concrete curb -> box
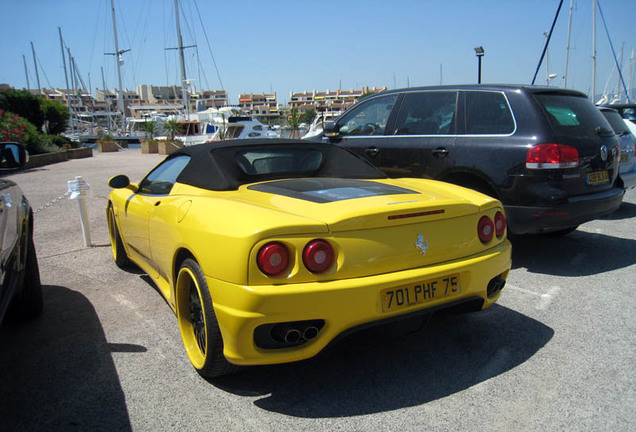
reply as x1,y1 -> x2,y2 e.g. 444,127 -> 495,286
26,147 -> 93,169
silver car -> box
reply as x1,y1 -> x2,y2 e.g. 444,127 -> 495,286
599,107 -> 636,189
0,142 -> 42,324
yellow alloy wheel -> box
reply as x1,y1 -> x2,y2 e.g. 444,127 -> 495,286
107,205 -> 131,268
175,258 -> 236,378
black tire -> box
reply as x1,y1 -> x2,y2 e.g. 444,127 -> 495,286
175,258 -> 237,378
447,176 -> 498,199
107,204 -> 132,268
9,230 -> 43,320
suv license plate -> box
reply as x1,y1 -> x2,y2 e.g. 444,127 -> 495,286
586,170 -> 609,185
380,274 -> 461,313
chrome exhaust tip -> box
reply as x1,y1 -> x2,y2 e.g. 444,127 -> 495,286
303,326 -> 319,340
284,328 -> 302,344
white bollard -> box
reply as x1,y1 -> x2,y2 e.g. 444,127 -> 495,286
67,176 -> 92,247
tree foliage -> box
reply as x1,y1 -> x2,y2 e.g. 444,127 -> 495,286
300,109 -> 317,125
0,89 -> 44,130
165,118 -> 179,140
0,109 -> 46,154
286,108 -> 301,139
142,120 -> 158,139
40,98 -> 69,135
0,89 -> 72,153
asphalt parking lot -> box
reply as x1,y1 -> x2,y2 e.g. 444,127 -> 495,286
1,149 -> 634,432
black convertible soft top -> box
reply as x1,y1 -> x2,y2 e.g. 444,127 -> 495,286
171,139 -> 386,191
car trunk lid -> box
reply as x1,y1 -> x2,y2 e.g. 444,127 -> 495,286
244,178 -> 503,279
246,178 -> 491,231
531,92 -> 621,196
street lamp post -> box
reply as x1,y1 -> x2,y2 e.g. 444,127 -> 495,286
474,46 -> 485,84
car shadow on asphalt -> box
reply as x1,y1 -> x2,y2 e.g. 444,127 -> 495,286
601,201 -> 636,220
0,285 -> 142,431
510,228 -> 636,276
212,305 -> 553,417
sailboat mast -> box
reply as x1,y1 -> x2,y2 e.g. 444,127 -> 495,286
630,49 -> 635,101
30,42 -> 41,94
563,0 -> 573,87
174,0 -> 190,117
58,28 -> 73,132
617,44 -> 624,102
67,47 -> 79,132
101,67 -> 113,132
22,55 -> 30,91
110,0 -> 126,133
592,0 -> 597,101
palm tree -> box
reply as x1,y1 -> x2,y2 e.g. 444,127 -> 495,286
142,120 -> 157,140
216,114 -> 228,141
165,118 -> 179,140
287,108 -> 301,139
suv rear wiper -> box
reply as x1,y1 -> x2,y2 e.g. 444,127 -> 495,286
595,126 -> 614,136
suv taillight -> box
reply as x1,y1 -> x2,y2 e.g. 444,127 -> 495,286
526,143 -> 579,169
257,242 -> 289,276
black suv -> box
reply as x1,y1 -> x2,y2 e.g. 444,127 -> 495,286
0,142 -> 42,325
318,85 -> 624,235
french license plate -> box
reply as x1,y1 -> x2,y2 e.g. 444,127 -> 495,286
381,274 -> 461,313
586,170 -> 609,185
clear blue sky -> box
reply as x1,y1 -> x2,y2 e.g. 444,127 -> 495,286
1,0 -> 634,104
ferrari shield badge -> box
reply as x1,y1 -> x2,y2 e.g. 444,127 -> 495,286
415,234 -> 429,257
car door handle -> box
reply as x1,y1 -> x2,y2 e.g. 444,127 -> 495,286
154,201 -> 161,206
365,147 -> 379,157
432,148 -> 449,158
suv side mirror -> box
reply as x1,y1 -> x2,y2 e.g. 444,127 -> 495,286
323,121 -> 340,138
0,142 -> 28,170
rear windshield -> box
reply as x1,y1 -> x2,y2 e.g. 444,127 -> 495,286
600,110 -> 630,135
534,93 -> 612,138
235,149 -> 323,175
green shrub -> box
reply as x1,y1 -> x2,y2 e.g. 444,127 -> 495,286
0,89 -> 44,130
0,109 -> 28,142
46,134 -> 73,147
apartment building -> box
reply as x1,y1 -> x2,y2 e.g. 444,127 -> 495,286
289,86 -> 387,114
238,92 -> 279,119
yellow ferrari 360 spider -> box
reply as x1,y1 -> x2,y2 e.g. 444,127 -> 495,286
107,139 -> 511,378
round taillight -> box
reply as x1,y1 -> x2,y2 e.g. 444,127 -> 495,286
478,216 -> 494,244
257,242 -> 289,276
494,211 -> 506,238
303,240 -> 334,273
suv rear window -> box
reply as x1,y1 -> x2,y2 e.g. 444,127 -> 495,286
534,93 -> 611,138
464,91 -> 515,134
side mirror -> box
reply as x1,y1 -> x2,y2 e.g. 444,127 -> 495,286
108,174 -> 133,190
323,121 -> 340,139
0,142 -> 27,170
